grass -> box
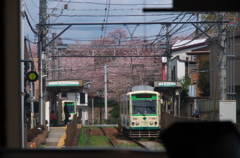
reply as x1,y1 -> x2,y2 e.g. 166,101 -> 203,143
37,144 -> 45,149
114,135 -> 128,140
77,128 -> 88,147
88,134 -> 112,147
138,138 -> 150,141
117,142 -> 138,148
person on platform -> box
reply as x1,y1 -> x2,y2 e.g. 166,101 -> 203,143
50,110 -> 58,126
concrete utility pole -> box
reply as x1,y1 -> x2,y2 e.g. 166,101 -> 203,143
39,0 -> 48,125
58,49 -> 62,79
104,65 -> 108,119
217,12 -> 227,100
52,33 -> 57,80
166,24 -> 172,81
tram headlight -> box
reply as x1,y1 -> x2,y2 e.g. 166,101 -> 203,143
132,122 -> 135,125
136,121 -> 139,125
150,121 -> 153,125
154,121 -> 157,125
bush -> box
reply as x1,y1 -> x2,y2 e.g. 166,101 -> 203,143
27,131 -> 35,142
109,105 -> 120,118
34,125 -> 45,131
27,128 -> 42,142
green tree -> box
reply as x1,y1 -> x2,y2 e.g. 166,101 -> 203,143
109,104 -> 120,118
198,60 -> 210,96
200,12 -> 238,34
177,75 -> 190,105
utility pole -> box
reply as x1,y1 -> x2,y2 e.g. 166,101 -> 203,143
104,65 -> 108,119
39,0 -> 48,125
166,24 -> 172,81
58,49 -> 62,79
165,24 -> 173,115
27,38 -> 35,129
52,33 -> 57,80
217,12 -> 227,100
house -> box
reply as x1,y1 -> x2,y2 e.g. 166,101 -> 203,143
171,39 -> 207,81
169,38 -> 210,117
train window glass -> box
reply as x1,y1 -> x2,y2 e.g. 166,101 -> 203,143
132,100 -> 157,115
65,102 -> 75,113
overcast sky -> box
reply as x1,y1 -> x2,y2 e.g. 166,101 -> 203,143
23,0 -> 200,44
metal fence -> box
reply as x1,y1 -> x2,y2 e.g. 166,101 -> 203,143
198,99 -> 219,112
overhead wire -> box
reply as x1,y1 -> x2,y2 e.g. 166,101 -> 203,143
53,0 -> 72,23
24,11 -> 39,35
103,0 -> 111,41
170,12 -> 218,48
31,0 -> 38,8
48,0 -> 170,6
25,2 -> 38,24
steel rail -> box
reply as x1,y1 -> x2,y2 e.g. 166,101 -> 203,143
131,139 -> 148,149
100,127 -> 117,148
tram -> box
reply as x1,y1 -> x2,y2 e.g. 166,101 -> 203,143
120,85 -> 161,138
61,100 -> 77,122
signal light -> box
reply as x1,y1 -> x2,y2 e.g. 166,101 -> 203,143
26,71 -> 38,82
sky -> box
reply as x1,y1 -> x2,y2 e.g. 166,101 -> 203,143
23,0 -> 200,45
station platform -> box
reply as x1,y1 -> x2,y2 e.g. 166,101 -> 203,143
44,125 -> 66,149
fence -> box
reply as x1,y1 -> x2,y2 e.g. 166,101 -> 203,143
65,114 -> 77,146
198,99 -> 219,112
161,112 -> 213,129
197,99 -> 219,120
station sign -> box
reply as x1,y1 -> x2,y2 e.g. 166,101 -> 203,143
47,80 -> 82,87
158,82 -> 176,87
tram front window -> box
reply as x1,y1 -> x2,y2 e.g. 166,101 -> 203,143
132,100 -> 156,115
65,102 -> 75,113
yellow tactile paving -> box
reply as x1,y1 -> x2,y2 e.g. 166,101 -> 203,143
56,127 -> 66,149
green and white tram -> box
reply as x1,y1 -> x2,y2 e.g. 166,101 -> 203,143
120,85 -> 161,138
61,100 -> 77,122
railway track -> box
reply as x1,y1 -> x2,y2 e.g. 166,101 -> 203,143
114,127 -> 148,149
100,127 -> 117,148
131,139 -> 148,149
84,126 -> 163,150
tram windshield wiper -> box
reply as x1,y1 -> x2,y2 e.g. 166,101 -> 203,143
137,109 -> 145,116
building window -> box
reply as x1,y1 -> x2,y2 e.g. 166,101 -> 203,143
62,92 -> 67,97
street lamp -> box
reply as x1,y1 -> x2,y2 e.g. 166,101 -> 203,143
97,90 -> 102,124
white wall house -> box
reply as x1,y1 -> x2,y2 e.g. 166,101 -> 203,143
169,39 -> 208,81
